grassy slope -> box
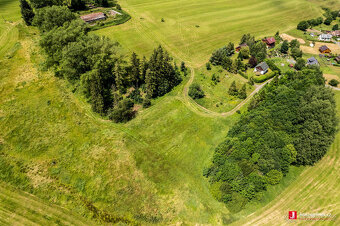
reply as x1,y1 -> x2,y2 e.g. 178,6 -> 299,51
96,0 -> 322,67
0,0 -> 340,225
0,1 -> 235,224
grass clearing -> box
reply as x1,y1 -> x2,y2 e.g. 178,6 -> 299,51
193,66 -> 254,113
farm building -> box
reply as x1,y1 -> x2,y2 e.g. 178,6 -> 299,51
236,43 -> 247,52
319,45 -> 331,54
262,37 -> 276,48
254,62 -> 269,74
306,57 -> 319,66
318,34 -> 332,42
332,30 -> 340,37
80,12 -> 106,23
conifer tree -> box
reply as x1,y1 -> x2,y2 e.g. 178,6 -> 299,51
228,81 -> 238,96
129,52 -> 141,88
238,84 -> 247,99
20,0 -> 35,26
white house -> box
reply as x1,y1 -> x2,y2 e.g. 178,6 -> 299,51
318,34 -> 332,42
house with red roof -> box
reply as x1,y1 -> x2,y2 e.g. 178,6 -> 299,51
262,37 -> 276,48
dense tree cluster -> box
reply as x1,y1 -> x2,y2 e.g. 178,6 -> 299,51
297,9 -> 339,31
34,6 -> 182,122
204,68 -> 337,212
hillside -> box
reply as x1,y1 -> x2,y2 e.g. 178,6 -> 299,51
0,0 -> 340,225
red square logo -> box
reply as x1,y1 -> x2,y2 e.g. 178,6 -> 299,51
289,211 -> 297,219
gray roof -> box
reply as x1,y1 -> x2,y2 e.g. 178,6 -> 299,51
319,34 -> 332,39
255,62 -> 269,71
307,57 -> 319,65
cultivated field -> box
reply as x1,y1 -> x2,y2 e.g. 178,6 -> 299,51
96,0 -> 323,67
1,0 -> 340,225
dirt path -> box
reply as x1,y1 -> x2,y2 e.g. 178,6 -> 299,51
180,68 -> 273,117
280,33 -> 305,44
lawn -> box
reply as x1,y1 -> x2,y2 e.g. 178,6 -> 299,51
95,0 -> 324,67
193,66 -> 254,113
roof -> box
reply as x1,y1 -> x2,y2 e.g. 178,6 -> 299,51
336,56 -> 340,62
307,57 -> 318,65
255,62 -> 269,71
80,12 -> 106,22
332,30 -> 340,36
319,45 -> 330,52
236,43 -> 248,49
263,37 -> 276,45
319,33 -> 332,39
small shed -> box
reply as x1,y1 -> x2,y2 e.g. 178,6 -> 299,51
306,57 -> 319,66
319,45 -> 331,54
254,62 -> 269,75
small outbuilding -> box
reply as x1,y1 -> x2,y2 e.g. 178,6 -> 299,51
254,62 -> 269,75
306,57 -> 319,66
80,12 -> 106,23
319,45 -> 331,54
262,37 -> 276,48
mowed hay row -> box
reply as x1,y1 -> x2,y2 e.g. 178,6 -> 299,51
96,0 -> 321,66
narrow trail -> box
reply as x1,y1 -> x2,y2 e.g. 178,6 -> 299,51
179,68 -> 273,118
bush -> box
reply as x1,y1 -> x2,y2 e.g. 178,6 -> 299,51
264,59 -> 281,74
329,79 -> 339,87
266,170 -> 283,185
253,71 -> 277,83
297,21 -> 309,31
239,71 -> 248,79
189,83 -> 205,99
142,98 -> 152,108
206,62 -> 211,70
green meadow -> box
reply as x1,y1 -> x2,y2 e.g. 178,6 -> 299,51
96,0 -> 326,67
1,0 -> 340,225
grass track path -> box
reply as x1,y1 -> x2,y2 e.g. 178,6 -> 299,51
180,68 -> 273,117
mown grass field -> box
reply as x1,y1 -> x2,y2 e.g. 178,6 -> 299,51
96,0 -> 326,67
1,0 -> 340,225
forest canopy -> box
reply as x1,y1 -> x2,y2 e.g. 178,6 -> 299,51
204,68 -> 337,212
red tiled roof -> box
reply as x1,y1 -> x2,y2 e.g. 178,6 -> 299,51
263,37 -> 276,45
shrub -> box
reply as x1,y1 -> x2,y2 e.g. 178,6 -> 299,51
189,83 -> 205,99
329,79 -> 339,87
142,98 -> 152,108
297,21 -> 309,31
253,71 -> 277,83
266,170 -> 283,185
206,62 -> 211,70
294,58 -> 305,70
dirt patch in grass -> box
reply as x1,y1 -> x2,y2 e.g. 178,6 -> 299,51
280,33 -> 305,44
324,74 -> 339,86
301,42 -> 340,55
